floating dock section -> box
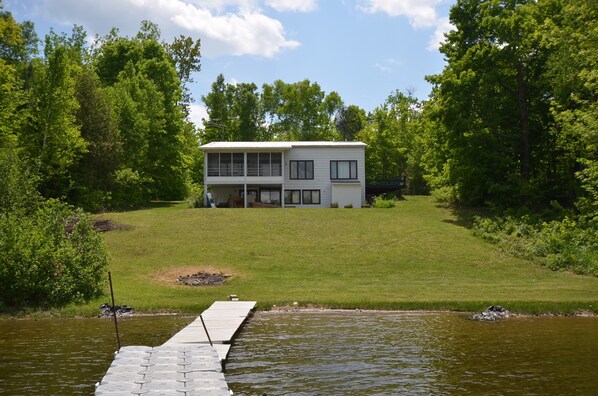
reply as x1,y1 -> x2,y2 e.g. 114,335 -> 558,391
95,301 -> 256,396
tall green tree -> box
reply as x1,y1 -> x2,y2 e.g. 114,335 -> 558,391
94,22 -> 193,200
334,105 -> 365,141
261,79 -> 343,140
358,90 -> 425,192
427,0 -> 561,207
21,38 -> 86,199
545,0 -> 598,222
71,68 -> 120,210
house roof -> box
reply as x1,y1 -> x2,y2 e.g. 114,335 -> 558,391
199,141 -> 367,151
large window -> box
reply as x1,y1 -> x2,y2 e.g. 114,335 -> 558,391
330,160 -> 357,180
284,190 -> 301,205
290,160 -> 314,180
302,190 -> 321,204
260,188 -> 281,205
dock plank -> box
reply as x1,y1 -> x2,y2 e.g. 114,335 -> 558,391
96,301 -> 255,395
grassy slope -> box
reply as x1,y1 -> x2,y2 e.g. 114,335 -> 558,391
75,196 -> 598,315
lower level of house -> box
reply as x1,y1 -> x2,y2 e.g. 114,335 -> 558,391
206,182 -> 363,208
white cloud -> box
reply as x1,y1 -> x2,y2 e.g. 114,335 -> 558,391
361,0 -> 442,28
374,58 -> 401,73
265,0 -> 317,12
189,103 -> 209,126
427,16 -> 453,51
42,0 -> 300,58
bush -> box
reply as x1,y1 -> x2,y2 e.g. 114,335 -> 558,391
111,168 -> 149,209
431,185 -> 459,206
0,200 -> 109,308
186,183 -> 205,208
472,215 -> 597,276
372,196 -> 396,208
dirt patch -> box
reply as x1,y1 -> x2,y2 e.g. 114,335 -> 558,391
177,272 -> 231,286
152,266 -> 234,287
92,219 -> 131,232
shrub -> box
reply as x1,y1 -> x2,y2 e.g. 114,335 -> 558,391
330,202 -> 339,208
431,185 -> 459,206
111,168 -> 149,209
186,183 -> 204,208
472,215 -> 597,276
372,196 -> 396,208
0,200 -> 109,308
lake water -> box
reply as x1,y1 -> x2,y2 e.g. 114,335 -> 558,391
0,311 -> 597,395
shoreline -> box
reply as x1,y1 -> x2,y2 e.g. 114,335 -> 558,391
2,303 -> 597,320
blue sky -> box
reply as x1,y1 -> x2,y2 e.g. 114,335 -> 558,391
5,0 -> 455,126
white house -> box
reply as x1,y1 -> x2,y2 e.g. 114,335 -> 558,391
199,141 -> 367,208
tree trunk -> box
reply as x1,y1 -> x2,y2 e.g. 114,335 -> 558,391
516,60 -> 530,183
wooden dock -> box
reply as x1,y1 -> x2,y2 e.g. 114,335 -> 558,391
95,301 -> 256,395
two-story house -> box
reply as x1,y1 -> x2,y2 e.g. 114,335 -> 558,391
199,141 -> 367,208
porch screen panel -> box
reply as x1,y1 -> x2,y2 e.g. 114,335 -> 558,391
233,153 -> 244,176
247,153 -> 258,176
271,153 -> 282,176
219,153 -> 232,176
259,153 -> 270,176
207,153 -> 219,176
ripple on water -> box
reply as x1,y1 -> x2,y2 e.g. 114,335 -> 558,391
225,311 -> 598,396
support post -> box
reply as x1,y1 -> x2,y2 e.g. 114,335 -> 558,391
199,314 -> 213,346
108,271 -> 121,350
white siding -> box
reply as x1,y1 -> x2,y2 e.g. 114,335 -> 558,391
284,146 -> 365,208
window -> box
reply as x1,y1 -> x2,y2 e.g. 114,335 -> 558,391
302,190 -> 321,205
260,188 -> 281,205
330,160 -> 357,180
290,160 -> 314,180
284,190 -> 301,205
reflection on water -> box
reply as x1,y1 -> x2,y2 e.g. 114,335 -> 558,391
0,312 -> 596,395
225,311 -> 598,395
0,316 -> 193,395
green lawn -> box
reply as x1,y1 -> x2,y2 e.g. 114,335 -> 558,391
72,196 -> 598,315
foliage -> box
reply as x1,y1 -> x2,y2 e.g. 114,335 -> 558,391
334,105 -> 365,141
358,90 -> 428,194
185,183 -> 204,208
0,144 -> 40,214
372,195 -> 397,208
201,74 -> 344,143
473,215 -> 597,276
0,199 -> 108,308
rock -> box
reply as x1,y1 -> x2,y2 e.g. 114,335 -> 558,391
99,303 -> 135,318
470,305 -> 510,321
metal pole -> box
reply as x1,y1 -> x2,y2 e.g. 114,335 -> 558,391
108,271 -> 121,350
199,314 -> 213,346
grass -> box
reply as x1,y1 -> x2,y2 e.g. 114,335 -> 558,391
69,196 -> 598,316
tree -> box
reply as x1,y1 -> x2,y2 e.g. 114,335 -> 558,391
358,90 -> 426,193
94,22 -> 194,200
21,39 -> 86,199
545,0 -> 598,223
71,68 -> 121,210
164,34 -> 201,111
262,79 -> 343,140
335,105 -> 365,141
427,0 -> 561,207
